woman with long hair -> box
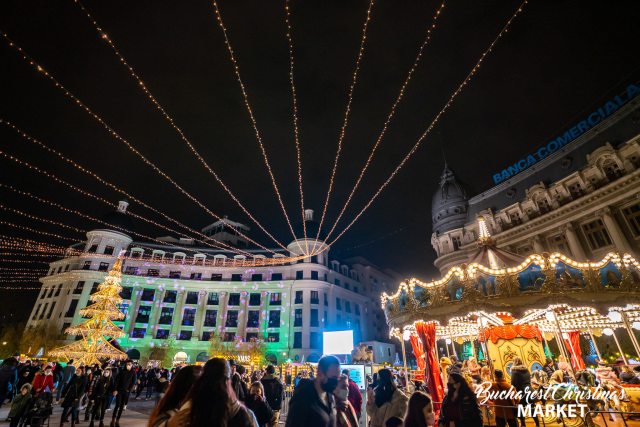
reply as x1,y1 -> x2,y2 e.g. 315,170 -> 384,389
438,373 -> 482,427
404,391 -> 434,427
510,357 -> 539,427
366,368 -> 408,427
148,366 -> 201,427
243,382 -> 273,427
88,368 -> 113,427
468,358 -> 481,383
166,358 -> 258,427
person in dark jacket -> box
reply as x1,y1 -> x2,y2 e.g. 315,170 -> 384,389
620,365 -> 640,384
57,360 -> 76,403
110,360 -> 136,426
438,372 -> 483,427
260,365 -> 284,426
146,369 -> 159,400
89,369 -> 114,427
155,371 -> 169,406
510,357 -> 539,427
8,383 -> 32,427
542,358 -> 556,380
134,369 -> 147,399
284,355 -> 340,427
245,382 -> 274,427
60,367 -> 88,427
229,361 -> 247,403
0,357 -> 19,408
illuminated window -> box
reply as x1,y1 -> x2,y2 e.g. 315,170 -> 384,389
268,310 -> 280,327
228,293 -> 240,306
295,291 -> 303,304
623,204 -> 640,236
583,219 -> 612,249
310,291 -> 319,304
247,310 -> 260,328
226,311 -> 239,327
294,309 -> 303,327
204,310 -> 217,327
159,308 -> 173,325
132,328 -> 146,339
182,307 -> 196,326
207,292 -> 219,305
270,293 -> 281,305
164,291 -> 177,303
136,305 -> 151,323
103,246 -> 114,255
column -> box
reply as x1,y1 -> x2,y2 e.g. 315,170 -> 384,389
532,235 -> 545,254
237,292 -> 248,341
127,288 -> 143,335
170,291 -> 185,337
598,207 -> 634,254
149,289 -> 166,339
563,223 -> 587,261
218,291 -> 230,339
194,291 -> 207,341
302,288 -> 311,349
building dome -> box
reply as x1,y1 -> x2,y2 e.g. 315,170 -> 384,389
431,165 -> 469,235
101,200 -> 133,234
292,210 -> 326,241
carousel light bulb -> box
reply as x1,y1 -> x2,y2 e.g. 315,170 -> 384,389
403,330 -> 411,341
603,328 -> 614,336
446,338 -> 451,344
545,311 -> 555,322
562,332 -> 568,339
632,322 -> 640,330
608,311 -> 622,322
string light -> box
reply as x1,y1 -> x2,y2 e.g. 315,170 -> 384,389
0,34 -> 275,254
0,259 -> 51,264
0,221 -> 83,242
313,0 -> 375,256
72,1 -> 287,252
0,253 -> 57,258
327,0 -> 529,248
0,205 -> 86,233
319,1 -> 446,252
212,2 -> 302,249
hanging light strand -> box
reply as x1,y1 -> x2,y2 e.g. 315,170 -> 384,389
326,0 -> 529,248
313,0 -> 375,255
0,33 -> 272,253
0,259 -> 52,264
318,1 -> 446,253
72,1 -> 286,251
0,205 -> 86,233
0,221 -> 83,242
212,2 -> 301,248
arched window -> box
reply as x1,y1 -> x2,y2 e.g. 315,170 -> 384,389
196,352 -> 209,363
127,349 -> 141,360
174,351 -> 188,363
265,354 -> 278,365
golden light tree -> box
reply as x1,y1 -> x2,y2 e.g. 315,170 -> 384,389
49,258 -> 128,365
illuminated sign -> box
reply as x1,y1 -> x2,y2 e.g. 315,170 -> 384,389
341,364 -> 366,390
323,330 -> 354,355
493,84 -> 640,184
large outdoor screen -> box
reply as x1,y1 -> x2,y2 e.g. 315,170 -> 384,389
322,330 -> 354,355
340,364 -> 366,390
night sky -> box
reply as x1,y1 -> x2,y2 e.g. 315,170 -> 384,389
1,0 -> 639,323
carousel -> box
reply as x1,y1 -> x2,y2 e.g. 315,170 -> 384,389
382,218 -> 640,426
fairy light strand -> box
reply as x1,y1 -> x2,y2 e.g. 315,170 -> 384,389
319,1 -> 446,252
0,33 -> 274,254
313,0 -> 375,256
0,205 -> 86,233
0,222 -> 83,242
72,1 -> 287,251
327,0 -> 529,248
212,2 -> 302,251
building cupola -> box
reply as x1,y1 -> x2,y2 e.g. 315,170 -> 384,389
431,165 -> 469,235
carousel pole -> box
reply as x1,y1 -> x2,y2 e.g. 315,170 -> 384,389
586,325 -> 602,361
610,327 -> 629,365
620,312 -> 640,360
477,317 -> 495,382
468,331 -> 477,360
551,310 -> 576,378
563,331 -> 581,370
401,331 -> 410,386
541,329 -> 551,359
444,338 -> 451,358
449,331 -> 458,360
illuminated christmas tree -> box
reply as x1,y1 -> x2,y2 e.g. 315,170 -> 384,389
49,258 -> 128,365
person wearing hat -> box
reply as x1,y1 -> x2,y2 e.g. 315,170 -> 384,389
486,370 -> 518,427
595,360 -> 624,422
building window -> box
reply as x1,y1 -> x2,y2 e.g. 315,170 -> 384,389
310,255 -> 318,263
246,332 -> 258,341
47,286 -> 55,298
156,330 -> 169,339
169,270 -> 181,279
324,273 -> 328,282
87,244 -> 98,253
548,234 -> 572,256
296,271 -> 303,280
120,286 -> 132,300
124,266 -> 139,275
270,293 -> 281,305
201,331 -> 212,342
190,272 -> 202,280
452,235 -> 462,250
345,317 -> 351,329
310,309 -> 319,327
226,311 -> 239,327
355,304 -> 360,316
159,308 -> 174,325
65,264 -> 70,272
147,269 -> 159,277
89,282 -> 100,295
131,250 -> 142,259
310,332 -> 320,349
54,285 -> 62,297
311,271 -> 318,280
354,286 -> 358,294
268,333 -> 279,343
355,319 -> 360,331
207,292 -> 219,305
204,310 -> 217,327
228,293 -> 240,306
295,291 -> 303,304
98,262 -> 109,272
136,305 -> 152,323
336,298 -> 342,311
103,246 -> 115,255
324,293 -> 328,306
335,279 -> 341,287
57,266 -> 63,274
247,310 -> 260,328
268,310 -> 281,327
61,322 -> 71,335
45,302 -> 56,319
64,300 -> 78,318
164,291 -> 177,303
231,274 -> 243,281
272,273 -> 283,281
141,289 -> 155,301
249,293 -> 261,306
178,330 -> 193,341
39,303 -> 48,319
294,309 -> 303,327
185,291 -> 199,304
324,310 -> 328,325
517,244 -> 534,256
345,301 -> 351,313
344,283 -> 350,291
294,332 -> 302,348
83,261 -> 92,270
131,328 -> 146,339
623,204 -> 640,236
182,307 -> 196,326
583,219 -> 612,249
310,291 -> 319,304
211,273 -> 223,281
251,273 -> 263,281
223,332 -> 236,342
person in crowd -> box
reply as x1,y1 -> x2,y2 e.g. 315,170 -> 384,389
556,356 -> 574,382
403,391 -> 434,427
366,368 -> 408,427
510,357 -> 539,427
33,365 -> 55,397
294,372 -> 303,388
110,360 -> 137,427
438,372 -> 482,427
620,365 -> 640,384
84,365 -> 103,421
542,358 -> 556,380
480,366 -> 492,383
155,371 -> 170,406
486,370 -> 518,427
260,365 -> 284,427
228,360 -> 245,402
385,417 -> 403,427
530,366 -> 548,387
236,366 -> 249,401
8,384 -> 32,427
146,369 -> 158,400
0,356 -> 19,408
244,382 -> 274,427
165,358 -> 258,427
341,369 -> 362,420
18,361 -> 36,386
89,368 -> 114,427
595,360 -> 619,384
53,363 -> 64,395
334,375 -> 358,427
468,357 -> 481,383
135,369 -> 148,399
57,360 -> 76,404
59,366 -> 88,427
594,361 -> 624,421
284,355 -> 341,427
148,366 -> 201,427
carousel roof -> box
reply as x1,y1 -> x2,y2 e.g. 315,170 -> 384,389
468,244 -> 526,269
